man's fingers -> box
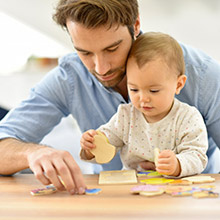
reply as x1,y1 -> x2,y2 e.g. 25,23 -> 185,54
32,164 -> 51,186
51,157 -> 75,192
41,160 -> 65,191
64,155 -> 86,195
28,147 -> 86,195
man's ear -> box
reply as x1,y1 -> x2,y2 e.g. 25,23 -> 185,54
176,75 -> 187,95
134,15 -> 140,39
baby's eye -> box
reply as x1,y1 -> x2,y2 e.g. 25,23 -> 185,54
150,90 -> 159,93
130,88 -> 138,92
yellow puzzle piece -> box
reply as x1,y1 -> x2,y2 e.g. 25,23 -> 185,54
141,178 -> 174,185
90,131 -> 116,164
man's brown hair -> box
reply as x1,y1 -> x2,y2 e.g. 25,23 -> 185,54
53,0 -> 139,37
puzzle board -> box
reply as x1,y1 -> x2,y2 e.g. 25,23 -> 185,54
99,170 -> 137,185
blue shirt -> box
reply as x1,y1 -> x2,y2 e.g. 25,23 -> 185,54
0,42 -> 220,173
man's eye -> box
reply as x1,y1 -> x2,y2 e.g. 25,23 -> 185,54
81,52 -> 91,56
107,47 -> 118,52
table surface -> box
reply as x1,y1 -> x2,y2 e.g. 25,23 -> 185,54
0,173 -> 220,220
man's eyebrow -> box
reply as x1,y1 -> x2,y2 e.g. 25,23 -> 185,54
104,40 -> 123,50
74,40 -> 123,53
74,46 -> 89,53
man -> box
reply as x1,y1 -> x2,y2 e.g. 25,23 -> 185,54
0,0 -> 220,195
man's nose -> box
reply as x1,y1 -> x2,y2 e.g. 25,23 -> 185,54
94,55 -> 111,75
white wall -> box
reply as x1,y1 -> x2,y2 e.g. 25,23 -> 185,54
1,0 -> 220,61
139,0 -> 220,61
0,0 -> 72,50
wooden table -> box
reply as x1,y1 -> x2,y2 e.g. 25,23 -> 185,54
0,174 -> 220,220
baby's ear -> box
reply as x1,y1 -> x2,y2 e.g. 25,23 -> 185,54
176,75 -> 187,95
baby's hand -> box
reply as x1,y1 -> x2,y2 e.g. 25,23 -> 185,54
156,150 -> 181,177
80,129 -> 97,159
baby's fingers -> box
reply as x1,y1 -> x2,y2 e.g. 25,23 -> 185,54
80,137 -> 95,150
83,130 -> 97,141
158,149 -> 173,158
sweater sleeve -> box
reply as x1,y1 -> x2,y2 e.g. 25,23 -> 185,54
175,107 -> 208,177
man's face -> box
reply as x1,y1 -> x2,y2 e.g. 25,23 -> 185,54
66,21 -> 133,88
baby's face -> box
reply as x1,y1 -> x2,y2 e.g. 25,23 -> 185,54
127,57 -> 181,123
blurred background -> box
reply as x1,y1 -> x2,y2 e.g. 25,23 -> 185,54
0,0 -> 220,173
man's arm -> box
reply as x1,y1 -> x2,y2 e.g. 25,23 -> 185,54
0,138 -> 34,175
0,138 -> 86,195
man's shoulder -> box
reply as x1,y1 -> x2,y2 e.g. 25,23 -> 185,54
58,52 -> 82,65
56,53 -> 90,80
178,42 -> 220,101
179,42 -> 210,66
180,42 -> 220,70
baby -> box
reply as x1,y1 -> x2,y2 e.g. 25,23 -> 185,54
80,32 -> 208,177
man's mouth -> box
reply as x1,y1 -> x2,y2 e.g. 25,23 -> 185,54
98,73 -> 115,81
91,67 -> 124,82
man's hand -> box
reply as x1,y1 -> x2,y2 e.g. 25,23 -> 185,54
0,138 -> 86,195
27,146 -> 86,195
156,150 -> 181,176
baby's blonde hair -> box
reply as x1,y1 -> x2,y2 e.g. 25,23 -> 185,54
128,32 -> 185,76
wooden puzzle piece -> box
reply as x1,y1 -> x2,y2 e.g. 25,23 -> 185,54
182,175 -> 215,184
165,185 -> 193,194
140,178 -> 174,185
167,184 -> 217,198
137,170 -> 162,177
96,130 -> 110,143
30,185 -> 57,196
192,185 -> 215,191
193,191 -> 219,199
154,147 -> 160,166
139,188 -> 164,197
85,188 -> 102,195
171,190 -> 193,197
90,131 -> 116,164
147,171 -> 162,177
168,179 -> 192,185
137,171 -> 152,176
130,185 -> 165,194
99,170 -> 137,185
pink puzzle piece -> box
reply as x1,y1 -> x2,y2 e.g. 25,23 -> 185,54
131,184 -> 165,193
